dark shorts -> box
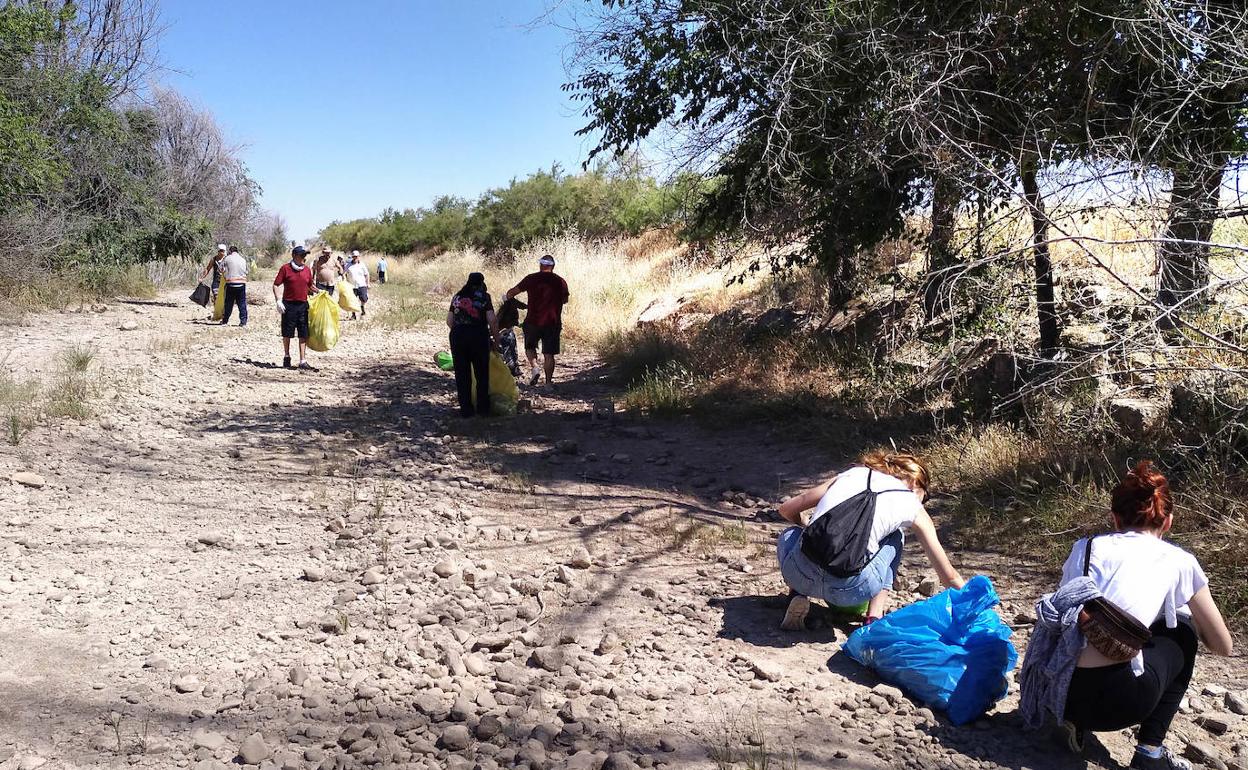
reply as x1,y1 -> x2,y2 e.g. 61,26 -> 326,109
315,282 -> 334,294
281,300 -> 309,339
522,323 -> 561,355
354,287 -> 369,304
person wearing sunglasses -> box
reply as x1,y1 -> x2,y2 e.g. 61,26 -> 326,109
775,450 -> 964,630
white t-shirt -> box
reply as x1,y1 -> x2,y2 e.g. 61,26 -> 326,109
222,253 -> 248,282
347,263 -> 369,288
1060,531 -> 1207,674
808,466 -> 924,555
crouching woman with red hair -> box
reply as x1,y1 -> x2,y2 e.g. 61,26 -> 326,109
1022,461 -> 1233,770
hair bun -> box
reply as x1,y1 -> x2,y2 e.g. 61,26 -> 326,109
1112,460 -> 1172,529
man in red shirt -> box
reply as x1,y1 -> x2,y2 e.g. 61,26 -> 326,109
272,246 -> 316,369
506,254 -> 570,387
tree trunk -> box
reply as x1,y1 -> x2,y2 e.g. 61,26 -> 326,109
1019,158 -> 1060,357
923,173 -> 961,320
1157,156 -> 1224,320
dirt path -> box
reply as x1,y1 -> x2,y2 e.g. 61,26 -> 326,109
0,284 -> 1244,770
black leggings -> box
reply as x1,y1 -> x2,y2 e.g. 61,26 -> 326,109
1064,621 -> 1197,745
449,326 -> 490,417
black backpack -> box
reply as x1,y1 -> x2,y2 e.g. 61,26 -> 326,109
799,470 -> 908,578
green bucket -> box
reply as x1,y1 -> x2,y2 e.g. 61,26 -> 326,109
434,351 -> 454,371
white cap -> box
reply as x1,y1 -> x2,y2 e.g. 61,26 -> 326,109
217,244 -> 227,251
351,250 -> 360,257
538,255 -> 556,267
321,246 -> 332,253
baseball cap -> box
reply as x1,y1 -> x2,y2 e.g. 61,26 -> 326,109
351,250 -> 360,257
321,246 -> 332,253
538,255 -> 556,267
217,244 -> 227,252
292,246 -> 308,257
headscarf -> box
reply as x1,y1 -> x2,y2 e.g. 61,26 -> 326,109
457,272 -> 486,298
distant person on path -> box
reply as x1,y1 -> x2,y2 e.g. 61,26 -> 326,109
273,246 -> 316,369
506,254 -> 569,387
313,252 -> 337,295
347,251 -> 370,319
447,272 -> 500,417
199,244 -> 227,319
1020,462 -> 1232,770
376,256 -> 387,284
775,451 -> 964,631
219,246 -> 249,326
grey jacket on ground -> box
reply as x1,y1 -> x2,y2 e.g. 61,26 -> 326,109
1019,576 -> 1100,729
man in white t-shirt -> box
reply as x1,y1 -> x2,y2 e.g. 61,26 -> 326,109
346,251 -> 370,320
220,246 -> 249,326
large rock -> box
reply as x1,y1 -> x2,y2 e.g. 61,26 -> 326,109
1110,397 -> 1167,436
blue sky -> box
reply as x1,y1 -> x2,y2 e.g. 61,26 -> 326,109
160,1 -> 592,241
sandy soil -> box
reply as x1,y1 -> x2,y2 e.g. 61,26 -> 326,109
0,283 -> 1244,770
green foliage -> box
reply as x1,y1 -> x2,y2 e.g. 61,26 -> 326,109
0,3 -> 260,300
320,161 -> 706,256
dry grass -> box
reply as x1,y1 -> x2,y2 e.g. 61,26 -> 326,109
374,231 -> 751,348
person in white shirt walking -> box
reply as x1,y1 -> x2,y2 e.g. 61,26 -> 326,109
220,245 -> 249,326
346,251 -> 370,319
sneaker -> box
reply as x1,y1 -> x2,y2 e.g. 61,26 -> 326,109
1129,747 -> 1191,770
282,356 -> 292,369
1056,720 -> 1085,754
780,594 -> 810,631
528,367 -> 541,387
298,361 -> 313,370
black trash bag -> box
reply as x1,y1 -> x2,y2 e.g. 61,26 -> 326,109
190,282 -> 211,307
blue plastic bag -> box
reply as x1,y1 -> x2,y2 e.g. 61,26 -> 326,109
843,575 -> 1017,725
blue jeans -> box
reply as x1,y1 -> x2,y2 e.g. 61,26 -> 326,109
777,526 -> 903,607
222,283 -> 248,325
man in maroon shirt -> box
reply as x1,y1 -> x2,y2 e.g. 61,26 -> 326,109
506,254 -> 570,387
272,246 -> 316,369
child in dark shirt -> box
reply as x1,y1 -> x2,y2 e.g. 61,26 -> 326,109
496,297 -> 526,376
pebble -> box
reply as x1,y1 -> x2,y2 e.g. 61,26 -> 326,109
1228,692 -> 1248,716
433,560 -> 456,578
171,674 -> 202,694
238,732 -> 271,764
192,729 -> 228,751
440,724 -> 472,751
568,546 -> 593,569
10,472 -> 45,489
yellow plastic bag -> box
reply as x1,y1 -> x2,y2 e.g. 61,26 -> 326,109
337,281 -> 361,313
211,273 -> 226,321
471,352 -> 520,415
307,291 -> 340,352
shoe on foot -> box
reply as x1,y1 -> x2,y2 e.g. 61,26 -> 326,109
780,594 -> 810,631
298,361 -> 312,370
528,367 -> 541,387
282,356 -> 292,369
1129,747 -> 1191,770
1056,720 -> 1085,754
